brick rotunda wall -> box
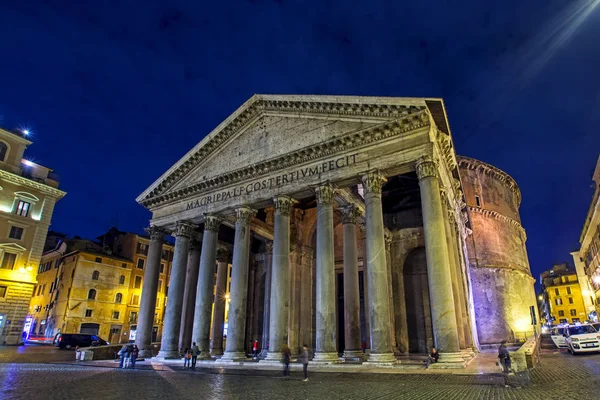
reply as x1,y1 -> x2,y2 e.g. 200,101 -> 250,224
458,156 -> 538,345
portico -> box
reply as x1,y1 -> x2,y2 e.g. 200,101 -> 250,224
136,95 -> 478,367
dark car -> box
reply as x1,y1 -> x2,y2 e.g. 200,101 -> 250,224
53,333 -> 108,349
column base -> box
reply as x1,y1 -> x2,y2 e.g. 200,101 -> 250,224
210,349 -> 224,357
258,348 -> 269,359
138,349 -> 153,359
198,351 -> 213,360
260,351 -> 283,363
217,351 -> 249,363
342,349 -> 365,361
155,350 -> 182,360
460,349 -> 477,361
311,352 -> 342,364
428,352 -> 467,369
363,352 -> 397,365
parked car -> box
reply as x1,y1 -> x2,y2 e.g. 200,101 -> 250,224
550,326 -> 568,348
53,333 -> 108,350
563,325 -> 600,355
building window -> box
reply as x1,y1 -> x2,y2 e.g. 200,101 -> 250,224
95,257 -> 102,263
131,294 -> 140,306
0,142 -> 7,162
558,310 -> 565,317
568,297 -> 574,304
475,195 -> 481,207
8,226 -> 24,240
570,309 -> 577,316
88,289 -> 96,300
567,287 -> 572,295
1,252 -> 17,270
134,276 -> 142,289
572,318 -> 580,323
119,275 -> 125,285
137,259 -> 145,269
85,309 -> 93,317
555,288 -> 559,296
156,298 -> 161,308
160,263 -> 165,274
14,200 -> 30,217
129,311 -> 138,323
0,285 -> 7,298
115,293 -> 123,303
555,298 -> 563,306
559,318 -> 568,324
158,279 -> 163,293
121,263 -> 127,268
113,311 -> 120,320
92,270 -> 99,280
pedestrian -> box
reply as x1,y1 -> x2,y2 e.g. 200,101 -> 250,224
498,340 -> 511,374
123,344 -> 133,369
183,348 -> 192,369
282,344 -> 291,378
191,342 -> 199,370
253,340 -> 259,359
118,344 -> 128,368
425,347 -> 439,368
300,344 -> 310,382
130,345 -> 139,369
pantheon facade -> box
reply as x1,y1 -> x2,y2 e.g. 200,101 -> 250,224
135,95 -> 537,366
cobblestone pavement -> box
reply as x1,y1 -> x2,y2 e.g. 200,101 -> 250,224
0,344 -> 75,363
0,346 -> 599,399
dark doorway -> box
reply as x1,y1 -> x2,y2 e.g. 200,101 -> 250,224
403,247 -> 433,354
80,323 -> 100,335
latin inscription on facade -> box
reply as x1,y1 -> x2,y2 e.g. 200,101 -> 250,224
185,154 -> 358,211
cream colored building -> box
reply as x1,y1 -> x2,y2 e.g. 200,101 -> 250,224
0,127 -> 65,345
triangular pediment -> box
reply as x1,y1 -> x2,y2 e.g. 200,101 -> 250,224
0,242 -> 28,252
137,95 -> 435,208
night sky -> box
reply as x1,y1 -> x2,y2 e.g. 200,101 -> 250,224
0,1 -> 599,284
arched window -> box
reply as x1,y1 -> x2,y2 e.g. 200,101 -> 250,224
92,270 -> 99,280
115,293 -> 123,303
88,289 -> 96,300
119,275 -> 125,285
0,142 -> 8,162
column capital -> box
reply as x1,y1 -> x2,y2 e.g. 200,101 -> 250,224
341,204 -> 362,225
144,225 -> 167,241
415,156 -> 438,180
265,240 -> 273,255
189,239 -> 202,252
235,206 -> 257,226
273,195 -> 296,216
216,248 -> 230,263
360,171 -> 387,194
175,221 -> 195,238
204,214 -> 222,232
314,182 -> 336,204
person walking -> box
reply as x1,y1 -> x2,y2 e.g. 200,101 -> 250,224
253,340 -> 259,360
282,344 -> 291,378
183,349 -> 192,369
123,344 -> 133,369
118,344 -> 128,368
191,342 -> 199,370
498,340 -> 511,374
130,345 -> 139,369
300,344 -> 310,382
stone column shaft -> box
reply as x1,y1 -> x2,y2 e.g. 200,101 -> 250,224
192,215 -> 220,359
360,226 -> 371,353
136,226 -> 166,358
179,240 -> 201,351
259,243 -> 273,358
313,183 -> 339,362
157,221 -> 194,359
342,205 -> 362,359
264,196 -> 294,361
362,172 -> 395,363
220,206 -> 256,362
416,156 -> 461,356
384,232 -> 399,355
210,251 -> 229,356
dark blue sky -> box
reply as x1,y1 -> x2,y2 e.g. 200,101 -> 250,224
0,1 -> 599,282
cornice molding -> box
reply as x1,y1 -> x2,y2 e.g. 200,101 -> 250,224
457,156 -> 521,206
0,169 -> 66,199
139,99 -> 430,208
468,206 -> 527,241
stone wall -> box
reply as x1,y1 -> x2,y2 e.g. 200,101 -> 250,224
458,156 -> 538,345
0,281 -> 35,345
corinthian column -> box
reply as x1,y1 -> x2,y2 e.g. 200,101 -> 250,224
157,221 -> 194,359
342,205 -> 363,360
136,226 -> 166,358
361,171 -> 395,363
264,196 -> 295,362
259,242 -> 273,359
220,206 -> 256,362
179,238 -> 201,351
384,230 -> 399,355
416,156 -> 461,360
313,182 -> 339,362
193,215 -> 221,359
210,248 -> 230,356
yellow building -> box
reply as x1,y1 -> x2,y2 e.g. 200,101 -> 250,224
541,263 -> 588,325
0,127 -> 65,345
